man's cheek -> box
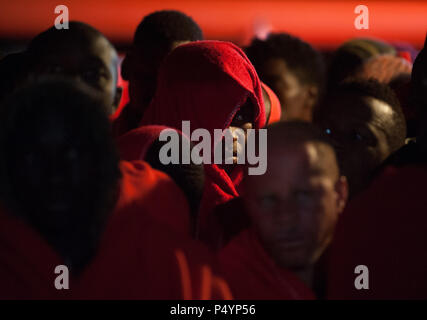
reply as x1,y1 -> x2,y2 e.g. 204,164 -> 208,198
255,214 -> 276,237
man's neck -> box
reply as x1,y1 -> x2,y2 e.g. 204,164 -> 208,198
293,267 -> 314,287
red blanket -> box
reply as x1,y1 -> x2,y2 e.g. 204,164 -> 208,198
140,40 -> 266,247
327,165 -> 427,299
0,161 -> 223,299
219,229 -> 315,300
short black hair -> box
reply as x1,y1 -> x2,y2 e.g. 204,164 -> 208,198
133,10 -> 203,47
245,33 -> 325,91
322,79 -> 407,152
28,21 -> 115,54
26,21 -> 118,82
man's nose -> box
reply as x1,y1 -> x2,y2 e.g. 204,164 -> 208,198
277,205 -> 300,224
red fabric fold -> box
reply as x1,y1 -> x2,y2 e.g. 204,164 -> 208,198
116,125 -> 176,161
262,82 -> 282,124
0,161 -> 192,299
327,165 -> 427,299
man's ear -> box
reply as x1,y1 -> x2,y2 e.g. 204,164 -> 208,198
262,85 -> 272,125
112,86 -> 123,112
335,175 -> 349,214
306,85 -> 319,108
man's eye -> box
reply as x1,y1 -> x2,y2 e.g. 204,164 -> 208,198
295,190 -> 314,204
84,70 -> 99,79
83,70 -> 106,84
352,132 -> 364,142
45,65 -> 63,74
235,114 -> 244,122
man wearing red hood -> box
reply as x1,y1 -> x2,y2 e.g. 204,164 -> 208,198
140,40 -> 266,248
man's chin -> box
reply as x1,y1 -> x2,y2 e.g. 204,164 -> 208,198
275,251 -> 310,272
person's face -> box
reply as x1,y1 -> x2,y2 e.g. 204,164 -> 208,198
31,36 -> 120,115
316,95 -> 394,195
227,98 -> 255,163
9,112 -> 100,231
243,142 -> 347,270
259,58 -> 316,122
124,40 -> 190,114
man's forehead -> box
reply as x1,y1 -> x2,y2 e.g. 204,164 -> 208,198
365,96 -> 394,121
244,142 -> 337,193
43,36 -> 117,66
269,142 -> 336,173
323,94 -> 391,125
263,57 -> 287,70
341,96 -> 395,135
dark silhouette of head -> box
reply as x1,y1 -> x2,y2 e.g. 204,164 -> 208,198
411,34 -> 427,141
0,52 -> 30,103
246,33 -> 325,122
0,77 -> 121,274
27,21 -> 121,115
121,10 -> 204,115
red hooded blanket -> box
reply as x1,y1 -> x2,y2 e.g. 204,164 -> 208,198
140,40 -> 266,248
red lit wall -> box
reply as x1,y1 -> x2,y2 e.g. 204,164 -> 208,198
0,0 -> 426,48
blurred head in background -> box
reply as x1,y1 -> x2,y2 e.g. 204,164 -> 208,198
354,54 -> 412,85
328,38 -> 396,88
121,10 -> 204,120
246,33 -> 325,122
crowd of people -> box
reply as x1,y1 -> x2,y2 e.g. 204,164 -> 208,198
0,9 -> 426,299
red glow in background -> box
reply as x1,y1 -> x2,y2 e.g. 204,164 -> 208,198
0,0 -> 426,48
